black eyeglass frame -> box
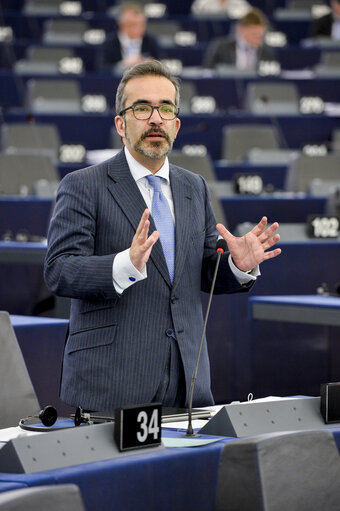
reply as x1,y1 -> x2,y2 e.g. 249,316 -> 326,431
119,103 -> 180,120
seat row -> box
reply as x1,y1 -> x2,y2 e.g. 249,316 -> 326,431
1,121 -> 340,198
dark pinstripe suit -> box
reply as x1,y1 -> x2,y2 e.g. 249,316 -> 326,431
44,149 -> 250,411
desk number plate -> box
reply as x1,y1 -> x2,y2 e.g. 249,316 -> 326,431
307,215 -> 340,239
114,402 -> 162,451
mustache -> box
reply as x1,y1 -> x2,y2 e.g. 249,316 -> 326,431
140,128 -> 171,144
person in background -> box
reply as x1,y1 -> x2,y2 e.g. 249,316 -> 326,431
203,8 -> 276,70
102,2 -> 160,71
191,0 -> 251,17
310,0 -> 340,40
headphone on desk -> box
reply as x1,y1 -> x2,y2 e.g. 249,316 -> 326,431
19,405 -> 59,431
19,406 -> 111,432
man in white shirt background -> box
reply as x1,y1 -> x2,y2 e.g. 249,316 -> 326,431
102,2 -> 161,71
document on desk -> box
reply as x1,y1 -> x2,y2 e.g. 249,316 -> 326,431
162,436 -> 223,448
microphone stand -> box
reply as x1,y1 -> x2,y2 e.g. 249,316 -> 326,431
185,242 -> 226,437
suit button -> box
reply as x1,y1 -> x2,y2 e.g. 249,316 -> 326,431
171,296 -> 178,304
165,329 -> 174,337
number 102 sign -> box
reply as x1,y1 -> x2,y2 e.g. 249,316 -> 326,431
114,403 -> 162,451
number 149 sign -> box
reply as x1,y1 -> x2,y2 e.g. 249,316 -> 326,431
114,403 -> 162,451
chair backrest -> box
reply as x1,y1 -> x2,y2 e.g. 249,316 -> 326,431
332,128 -> 340,152
245,82 -> 300,115
0,153 -> 59,195
24,0 -> 63,15
321,50 -> 340,67
308,178 -> 340,196
0,311 -> 40,429
1,123 -> 60,163
179,80 -> 197,114
43,19 -> 88,44
222,124 -> 280,161
314,51 -> 340,76
25,78 -> 82,113
285,154 -> 340,192
215,429 -> 340,511
169,150 -> 215,182
326,185 -> 340,216
0,484 -> 85,511
27,46 -> 75,62
208,186 -> 229,226
147,20 -> 181,44
14,47 -> 76,75
247,148 -> 300,165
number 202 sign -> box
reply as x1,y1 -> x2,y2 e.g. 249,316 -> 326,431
114,403 -> 162,451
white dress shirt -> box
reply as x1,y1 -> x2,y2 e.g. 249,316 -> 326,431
118,33 -> 143,60
236,35 -> 257,70
331,17 -> 340,40
112,147 -> 259,294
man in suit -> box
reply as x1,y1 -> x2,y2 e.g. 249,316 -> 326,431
204,8 -> 277,70
310,0 -> 340,40
102,2 -> 160,71
44,60 -> 281,412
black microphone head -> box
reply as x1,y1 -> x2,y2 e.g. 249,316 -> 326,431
216,238 -> 227,253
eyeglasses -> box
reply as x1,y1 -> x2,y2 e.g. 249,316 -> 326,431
119,103 -> 179,120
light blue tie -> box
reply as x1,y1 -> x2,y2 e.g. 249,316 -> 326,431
147,175 -> 175,283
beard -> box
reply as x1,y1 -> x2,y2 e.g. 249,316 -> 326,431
125,126 -> 174,159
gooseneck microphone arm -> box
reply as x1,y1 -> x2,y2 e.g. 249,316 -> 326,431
185,238 -> 227,437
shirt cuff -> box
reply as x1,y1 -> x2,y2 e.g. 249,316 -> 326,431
228,254 -> 260,285
112,248 -> 147,294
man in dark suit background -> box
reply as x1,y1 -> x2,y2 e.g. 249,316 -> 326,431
44,60 -> 281,412
310,0 -> 340,40
102,2 -> 160,71
203,8 -> 277,70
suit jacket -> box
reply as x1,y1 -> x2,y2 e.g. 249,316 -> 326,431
204,36 -> 277,69
44,149 -> 250,411
102,32 -> 161,69
310,13 -> 334,38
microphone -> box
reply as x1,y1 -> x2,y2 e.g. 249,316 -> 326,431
185,237 -> 227,436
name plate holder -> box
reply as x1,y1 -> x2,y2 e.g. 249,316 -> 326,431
0,404 -> 163,474
114,402 -> 162,452
199,396 -> 340,438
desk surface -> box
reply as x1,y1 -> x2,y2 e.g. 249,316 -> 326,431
0,427 -> 230,511
0,424 -> 340,511
250,294 -> 340,326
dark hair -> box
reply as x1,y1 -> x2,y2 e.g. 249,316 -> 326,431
118,2 -> 145,21
238,8 -> 268,27
115,60 -> 180,114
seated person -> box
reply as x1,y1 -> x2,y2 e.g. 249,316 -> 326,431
203,8 -> 277,70
310,0 -> 340,40
191,0 -> 251,17
102,2 -> 161,71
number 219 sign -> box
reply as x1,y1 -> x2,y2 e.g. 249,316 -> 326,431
114,403 -> 162,451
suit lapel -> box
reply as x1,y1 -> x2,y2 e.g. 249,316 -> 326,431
170,165 -> 193,290
107,150 -> 146,231
106,150 -> 171,286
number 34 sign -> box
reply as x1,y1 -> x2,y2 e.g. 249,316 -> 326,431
114,403 -> 162,451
